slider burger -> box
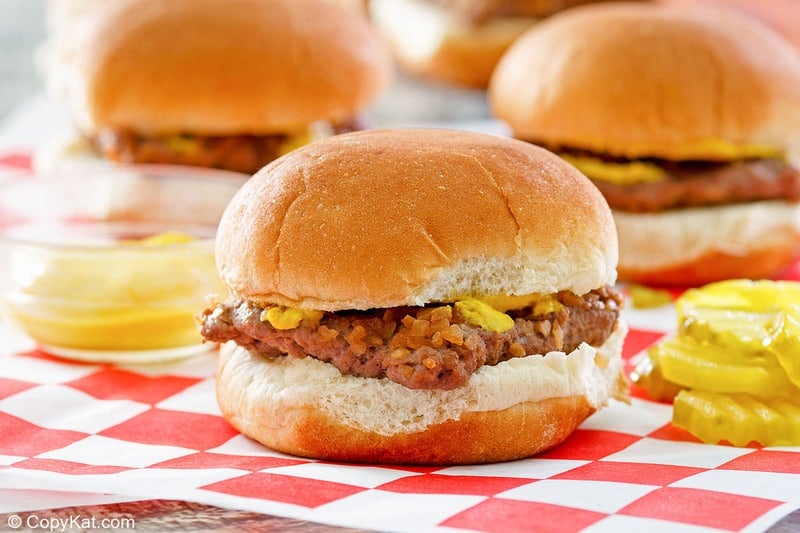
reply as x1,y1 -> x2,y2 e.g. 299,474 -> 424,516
368,0 -> 639,88
199,128 -> 629,464
489,3 -> 800,285
49,0 -> 391,174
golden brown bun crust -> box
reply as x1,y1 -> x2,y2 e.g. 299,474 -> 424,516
613,201 -> 800,286
620,246 -> 800,287
215,128 -> 618,310
368,0 -> 537,88
489,2 -> 800,159
215,326 -> 628,464
369,1 -> 643,88
656,0 -> 800,51
393,27 -> 525,89
67,0 -> 392,135
228,393 -> 593,465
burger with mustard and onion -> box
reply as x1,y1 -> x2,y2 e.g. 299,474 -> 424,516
199,128 -> 629,465
489,3 -> 800,285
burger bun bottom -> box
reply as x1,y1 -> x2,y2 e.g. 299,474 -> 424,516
215,322 -> 628,465
615,200 -> 800,286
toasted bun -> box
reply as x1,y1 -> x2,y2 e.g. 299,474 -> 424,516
215,322 -> 628,464
215,128 -> 618,311
489,3 -> 800,160
63,0 -> 391,136
369,0 -> 537,88
615,201 -> 800,285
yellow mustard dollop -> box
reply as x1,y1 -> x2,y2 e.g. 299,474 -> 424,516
278,131 -> 314,156
478,294 -> 563,316
677,139 -> 781,161
560,155 -> 665,185
478,294 -> 538,312
261,306 -> 324,330
560,141 -> 782,186
165,135 -> 201,154
532,295 -> 564,316
455,299 -> 514,333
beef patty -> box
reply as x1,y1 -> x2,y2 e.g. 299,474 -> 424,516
89,122 -> 359,175
594,158 -> 800,213
540,145 -> 800,213
199,287 -> 622,390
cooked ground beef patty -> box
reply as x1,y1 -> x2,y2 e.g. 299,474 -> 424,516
594,158 -> 800,213
91,129 -> 288,174
89,122 -> 359,175
539,145 -> 800,213
199,287 -> 622,390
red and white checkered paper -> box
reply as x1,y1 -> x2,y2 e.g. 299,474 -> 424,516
2,147 -> 800,533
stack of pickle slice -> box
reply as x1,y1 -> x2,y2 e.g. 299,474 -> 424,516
636,280 -> 800,447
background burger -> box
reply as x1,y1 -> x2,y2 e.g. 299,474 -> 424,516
42,0 -> 391,174
656,0 -> 800,51
489,3 -> 800,286
199,128 -> 628,465
368,0 -> 642,89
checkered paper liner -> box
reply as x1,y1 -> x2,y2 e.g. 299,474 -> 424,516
2,152 -> 800,533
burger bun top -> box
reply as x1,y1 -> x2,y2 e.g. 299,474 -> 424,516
489,2 -> 800,160
215,128 -> 618,311
61,0 -> 392,136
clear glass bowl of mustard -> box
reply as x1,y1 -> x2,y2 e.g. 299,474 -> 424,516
0,165 -> 248,363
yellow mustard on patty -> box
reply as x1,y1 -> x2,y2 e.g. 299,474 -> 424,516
261,306 -> 324,330
454,299 -> 514,333
560,141 -> 782,186
560,155 -> 665,185
478,294 -> 564,316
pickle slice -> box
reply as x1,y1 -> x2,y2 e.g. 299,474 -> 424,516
770,305 -> 800,388
677,280 -> 800,388
661,280 -> 800,446
630,351 -> 684,402
652,335 -> 799,398
679,307 -> 777,352
629,284 -> 674,309
673,389 -> 800,446
678,279 -> 800,314
676,280 -> 782,355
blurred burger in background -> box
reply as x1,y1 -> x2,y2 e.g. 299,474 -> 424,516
657,0 -> 800,51
489,3 -> 800,286
368,0 -> 642,89
41,0 -> 391,174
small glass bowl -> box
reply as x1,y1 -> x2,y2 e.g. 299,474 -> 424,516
0,165 -> 248,363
